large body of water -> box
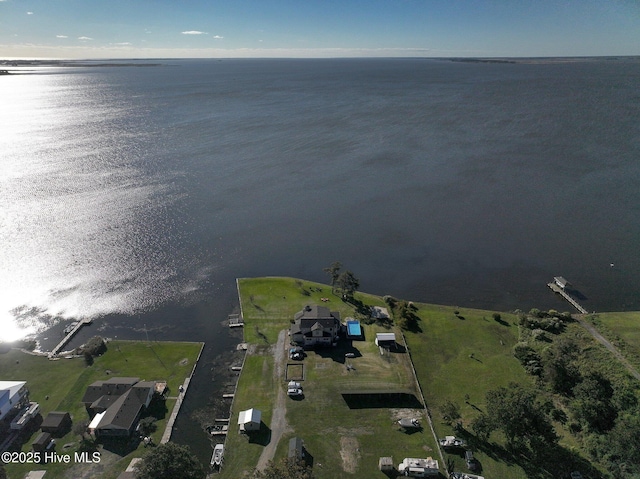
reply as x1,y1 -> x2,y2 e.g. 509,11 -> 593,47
3,58 -> 639,342
2,57 -> 639,463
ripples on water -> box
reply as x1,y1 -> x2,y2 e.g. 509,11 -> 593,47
2,59 -> 640,341
0,67 -> 204,340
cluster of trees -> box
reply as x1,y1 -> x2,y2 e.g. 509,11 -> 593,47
254,457 -> 315,479
324,261 -> 359,301
518,308 -> 570,333
131,444 -> 315,479
77,335 -> 107,365
470,383 -> 558,456
511,308 -> 640,476
383,295 -> 420,331
134,442 -> 205,479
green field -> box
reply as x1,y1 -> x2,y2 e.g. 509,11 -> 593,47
0,340 -> 203,479
404,305 -> 531,478
586,311 -> 640,370
222,278 -> 530,479
222,278 -> 437,479
229,277 -> 640,479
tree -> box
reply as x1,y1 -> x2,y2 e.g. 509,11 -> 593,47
134,442 -> 205,479
541,337 -> 581,394
138,416 -> 158,436
323,261 -> 342,292
73,420 -> 89,440
254,457 -> 314,479
439,399 -> 461,427
483,383 -> 557,449
335,270 -> 359,301
570,372 -> 617,433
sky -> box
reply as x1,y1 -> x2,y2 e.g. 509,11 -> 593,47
0,0 -> 639,59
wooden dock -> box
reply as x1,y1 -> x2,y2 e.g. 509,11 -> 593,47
228,313 -> 244,328
161,342 -> 205,444
50,318 -> 93,357
547,282 -> 588,314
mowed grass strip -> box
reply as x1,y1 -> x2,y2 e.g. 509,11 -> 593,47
404,305 -> 532,479
0,340 -> 202,479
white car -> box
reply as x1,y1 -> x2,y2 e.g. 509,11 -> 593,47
287,388 -> 303,397
287,381 -> 302,389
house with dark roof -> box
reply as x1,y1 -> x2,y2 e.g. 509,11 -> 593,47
290,305 -> 341,348
82,378 -> 156,438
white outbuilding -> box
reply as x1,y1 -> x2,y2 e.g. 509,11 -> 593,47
237,408 -> 262,432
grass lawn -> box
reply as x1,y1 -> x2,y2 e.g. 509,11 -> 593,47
0,340 -> 202,479
403,304 -> 532,478
224,277 -> 439,479
586,311 -> 640,370
232,277 -> 640,479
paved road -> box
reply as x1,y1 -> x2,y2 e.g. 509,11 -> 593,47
256,330 -> 291,470
576,316 -> 640,381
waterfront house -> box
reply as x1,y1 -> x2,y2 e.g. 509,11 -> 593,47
0,380 -> 29,422
82,377 -> 156,438
290,305 -> 341,348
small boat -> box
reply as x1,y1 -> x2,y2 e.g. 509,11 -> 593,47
211,443 -> 224,467
398,418 -> 420,428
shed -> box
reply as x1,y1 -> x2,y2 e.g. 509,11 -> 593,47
288,437 -> 304,459
554,277 -> 570,289
32,432 -> 53,452
237,408 -> 261,432
375,332 -> 396,347
379,456 -> 394,472
41,411 -> 72,436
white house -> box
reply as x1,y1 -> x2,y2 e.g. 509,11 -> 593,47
0,381 -> 29,422
238,408 -> 261,432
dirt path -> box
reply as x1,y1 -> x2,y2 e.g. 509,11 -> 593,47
576,316 -> 640,381
256,329 -> 290,470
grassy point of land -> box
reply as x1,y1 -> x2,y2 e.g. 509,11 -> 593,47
226,277 -> 432,479
232,277 -> 640,479
0,340 -> 203,479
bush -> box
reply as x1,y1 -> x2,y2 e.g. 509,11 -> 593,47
78,336 -> 106,357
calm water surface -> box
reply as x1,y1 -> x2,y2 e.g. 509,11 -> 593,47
1,57 -> 639,463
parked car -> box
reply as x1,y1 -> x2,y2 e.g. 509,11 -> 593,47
465,450 -> 479,471
287,381 -> 302,389
287,388 -> 303,397
345,352 -> 356,358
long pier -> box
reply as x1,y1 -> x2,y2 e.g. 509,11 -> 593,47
161,342 -> 205,444
49,318 -> 93,357
547,282 -> 588,314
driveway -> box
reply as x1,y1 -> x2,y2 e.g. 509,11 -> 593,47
256,329 -> 290,470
